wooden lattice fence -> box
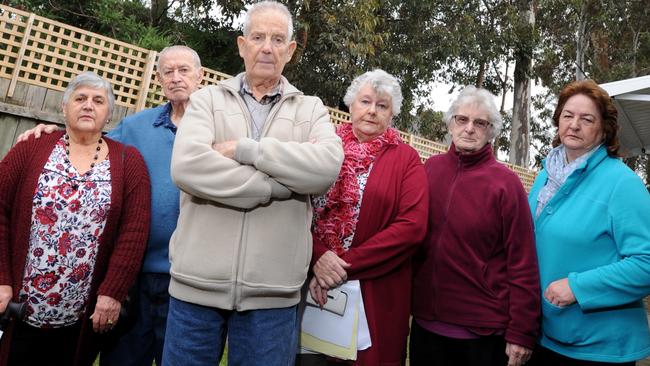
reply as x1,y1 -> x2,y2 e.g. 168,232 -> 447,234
0,3 -> 537,189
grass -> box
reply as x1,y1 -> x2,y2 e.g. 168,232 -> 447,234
93,346 -> 228,365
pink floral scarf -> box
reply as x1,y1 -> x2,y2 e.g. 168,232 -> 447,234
312,123 -> 401,255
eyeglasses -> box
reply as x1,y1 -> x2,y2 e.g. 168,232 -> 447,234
453,115 -> 491,130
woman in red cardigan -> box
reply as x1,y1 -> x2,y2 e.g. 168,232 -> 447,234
298,69 -> 429,365
0,71 -> 150,366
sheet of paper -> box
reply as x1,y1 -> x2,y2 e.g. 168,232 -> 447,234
300,280 -> 361,347
356,290 -> 371,350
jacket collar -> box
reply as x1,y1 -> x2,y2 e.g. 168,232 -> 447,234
538,144 -> 610,200
447,142 -> 495,169
541,144 -> 608,174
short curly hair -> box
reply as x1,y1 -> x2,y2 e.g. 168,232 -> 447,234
343,69 -> 403,117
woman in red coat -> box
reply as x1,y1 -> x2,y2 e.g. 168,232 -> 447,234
0,72 -> 150,366
298,69 -> 429,365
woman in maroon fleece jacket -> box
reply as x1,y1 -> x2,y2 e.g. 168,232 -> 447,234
0,72 -> 150,366
411,86 -> 540,366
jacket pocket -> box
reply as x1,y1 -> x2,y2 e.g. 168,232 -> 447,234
479,263 -> 499,299
240,200 -> 310,288
170,200 -> 240,283
541,298 -> 585,345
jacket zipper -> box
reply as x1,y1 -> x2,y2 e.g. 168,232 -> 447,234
219,83 -> 300,308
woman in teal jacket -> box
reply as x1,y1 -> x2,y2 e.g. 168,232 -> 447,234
528,79 -> 650,365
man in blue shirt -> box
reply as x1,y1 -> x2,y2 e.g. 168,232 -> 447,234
100,44 -> 204,366
17,45 -> 204,366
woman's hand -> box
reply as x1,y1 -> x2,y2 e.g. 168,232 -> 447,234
0,285 -> 12,313
313,251 -> 351,288
544,278 -> 576,307
308,277 -> 329,307
90,295 -> 121,333
506,343 -> 532,366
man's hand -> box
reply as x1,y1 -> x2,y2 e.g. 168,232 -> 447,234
308,277 -> 329,307
90,295 -> 121,333
506,343 -> 532,366
213,140 -> 238,159
16,124 -> 62,143
313,251 -> 351,288
0,285 -> 12,313
544,278 -> 576,307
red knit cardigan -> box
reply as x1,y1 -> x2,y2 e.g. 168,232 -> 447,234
0,131 -> 151,366
311,142 -> 429,366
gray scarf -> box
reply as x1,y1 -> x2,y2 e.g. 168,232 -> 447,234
536,144 -> 601,217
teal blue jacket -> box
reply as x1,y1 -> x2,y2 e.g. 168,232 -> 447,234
529,145 -> 650,362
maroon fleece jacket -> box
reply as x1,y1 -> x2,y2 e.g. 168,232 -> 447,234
412,143 -> 540,349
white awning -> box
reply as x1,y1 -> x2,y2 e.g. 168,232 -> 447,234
600,75 -> 650,157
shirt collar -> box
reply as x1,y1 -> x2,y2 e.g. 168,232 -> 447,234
152,103 -> 177,133
240,76 -> 283,105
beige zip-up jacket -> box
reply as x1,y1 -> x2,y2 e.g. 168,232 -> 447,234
169,73 -> 343,310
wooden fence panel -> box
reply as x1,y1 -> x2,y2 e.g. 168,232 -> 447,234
0,3 -> 538,190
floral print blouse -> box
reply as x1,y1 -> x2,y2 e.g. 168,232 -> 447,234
19,138 -> 111,328
312,166 -> 372,252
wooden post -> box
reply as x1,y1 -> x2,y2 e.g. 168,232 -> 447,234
135,50 -> 157,112
8,13 -> 35,98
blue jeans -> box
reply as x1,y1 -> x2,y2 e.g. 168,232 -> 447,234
162,296 -> 298,366
101,273 -> 171,366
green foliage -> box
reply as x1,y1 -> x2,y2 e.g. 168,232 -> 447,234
411,107 -> 447,143
13,0 -> 173,51
12,0 -> 650,184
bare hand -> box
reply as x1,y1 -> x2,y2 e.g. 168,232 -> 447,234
90,295 -> 121,333
213,140 -> 238,159
313,251 -> 351,288
308,277 -> 329,307
506,342 -> 532,366
0,285 -> 12,313
16,124 -> 61,143
544,278 -> 576,307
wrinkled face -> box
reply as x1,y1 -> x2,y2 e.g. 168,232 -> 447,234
350,84 -> 393,142
63,86 -> 111,133
558,94 -> 604,161
450,104 -> 491,154
237,9 -> 296,84
157,49 -> 203,104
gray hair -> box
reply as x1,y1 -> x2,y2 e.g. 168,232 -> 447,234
343,69 -> 403,116
157,45 -> 202,72
242,1 -> 294,40
444,85 -> 503,140
62,71 -> 115,117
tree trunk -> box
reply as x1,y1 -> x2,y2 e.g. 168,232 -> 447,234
476,61 -> 486,88
575,0 -> 589,80
499,62 -> 510,113
151,0 -> 168,26
509,0 -> 534,167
